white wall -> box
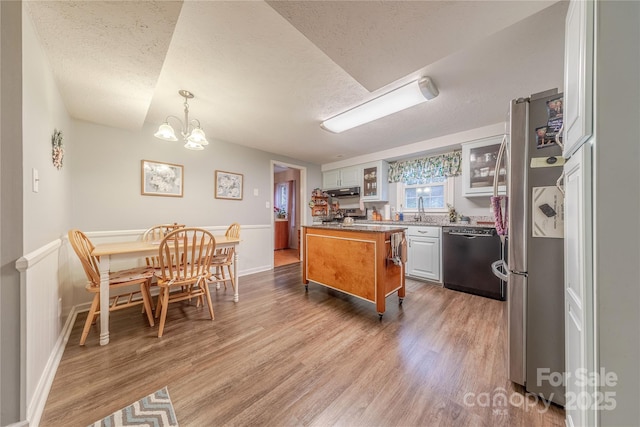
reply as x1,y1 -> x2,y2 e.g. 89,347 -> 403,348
22,5 -> 73,254
451,176 -> 493,218
70,120 -> 320,231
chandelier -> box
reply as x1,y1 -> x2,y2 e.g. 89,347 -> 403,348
154,89 -> 209,150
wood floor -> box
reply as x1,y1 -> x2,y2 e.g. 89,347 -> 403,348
40,264 -> 564,426
274,248 -> 300,267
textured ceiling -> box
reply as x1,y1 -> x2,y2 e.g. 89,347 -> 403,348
26,0 -> 568,165
267,0 -> 556,91
26,1 -> 183,130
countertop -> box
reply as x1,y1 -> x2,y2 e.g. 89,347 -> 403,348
303,223 -> 407,233
311,215 -> 496,229
354,220 -> 495,228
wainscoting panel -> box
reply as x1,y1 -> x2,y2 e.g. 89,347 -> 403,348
16,240 -> 63,425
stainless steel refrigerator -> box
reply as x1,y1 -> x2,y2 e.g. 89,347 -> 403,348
493,89 -> 565,406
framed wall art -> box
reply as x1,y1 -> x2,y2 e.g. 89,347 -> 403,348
141,160 -> 183,197
215,170 -> 243,200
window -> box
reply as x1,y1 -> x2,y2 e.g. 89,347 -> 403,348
401,179 -> 451,212
275,182 -> 288,212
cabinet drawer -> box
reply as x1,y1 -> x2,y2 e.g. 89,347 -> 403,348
407,226 -> 440,238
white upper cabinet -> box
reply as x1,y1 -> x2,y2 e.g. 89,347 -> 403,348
461,136 -> 506,197
361,161 -> 389,201
322,170 -> 341,189
563,0 -> 594,158
339,166 -> 362,187
322,165 -> 362,189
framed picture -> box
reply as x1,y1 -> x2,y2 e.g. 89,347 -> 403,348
141,160 -> 183,197
215,170 -> 243,200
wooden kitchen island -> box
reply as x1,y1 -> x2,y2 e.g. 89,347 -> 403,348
302,224 -> 407,318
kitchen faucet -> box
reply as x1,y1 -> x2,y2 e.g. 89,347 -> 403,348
416,196 -> 425,222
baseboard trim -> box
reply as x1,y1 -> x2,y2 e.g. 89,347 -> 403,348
240,265 -> 272,276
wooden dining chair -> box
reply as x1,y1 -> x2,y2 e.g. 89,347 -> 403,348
209,223 -> 240,291
154,227 -> 217,337
68,229 -> 156,345
141,223 -> 186,269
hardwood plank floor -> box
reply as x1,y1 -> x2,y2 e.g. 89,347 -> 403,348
274,248 -> 300,267
40,264 -> 564,426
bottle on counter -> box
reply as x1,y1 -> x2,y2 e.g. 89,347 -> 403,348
399,204 -> 404,221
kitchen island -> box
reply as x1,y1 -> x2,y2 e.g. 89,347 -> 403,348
302,224 -> 407,318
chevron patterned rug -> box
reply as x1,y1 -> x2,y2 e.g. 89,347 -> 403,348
89,387 -> 178,427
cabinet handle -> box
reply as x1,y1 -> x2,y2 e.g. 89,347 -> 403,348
556,172 -> 565,196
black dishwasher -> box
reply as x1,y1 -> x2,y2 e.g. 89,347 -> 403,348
442,227 -> 505,300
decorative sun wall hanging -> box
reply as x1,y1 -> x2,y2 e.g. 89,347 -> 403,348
51,129 -> 64,170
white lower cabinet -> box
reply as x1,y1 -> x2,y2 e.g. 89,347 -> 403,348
406,226 -> 441,282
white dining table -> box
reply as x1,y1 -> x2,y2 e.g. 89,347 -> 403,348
91,235 -> 240,345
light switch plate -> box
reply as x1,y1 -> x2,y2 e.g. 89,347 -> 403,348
266,201 -> 270,209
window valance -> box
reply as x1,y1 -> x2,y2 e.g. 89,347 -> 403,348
388,151 -> 462,184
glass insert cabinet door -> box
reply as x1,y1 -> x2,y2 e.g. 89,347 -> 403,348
461,136 -> 506,197
361,160 -> 388,201
363,166 -> 378,198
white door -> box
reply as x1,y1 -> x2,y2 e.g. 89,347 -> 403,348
407,237 -> 440,281
564,144 -> 595,427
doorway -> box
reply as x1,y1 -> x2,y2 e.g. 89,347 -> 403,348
271,161 -> 306,268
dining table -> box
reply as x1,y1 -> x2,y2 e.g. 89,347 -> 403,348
91,234 -> 241,345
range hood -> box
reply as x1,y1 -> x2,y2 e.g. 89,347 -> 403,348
326,186 -> 360,198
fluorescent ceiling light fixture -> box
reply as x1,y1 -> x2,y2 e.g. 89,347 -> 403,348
321,77 -> 439,133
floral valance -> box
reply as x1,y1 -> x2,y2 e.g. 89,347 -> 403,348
388,151 -> 462,184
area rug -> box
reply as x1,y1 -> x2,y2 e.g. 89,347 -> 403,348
89,387 -> 178,427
